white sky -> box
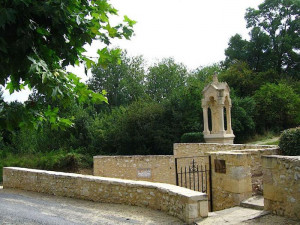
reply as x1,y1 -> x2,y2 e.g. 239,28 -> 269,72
4,0 -> 263,102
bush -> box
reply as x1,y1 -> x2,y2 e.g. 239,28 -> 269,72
92,100 -> 179,155
180,132 -> 204,143
279,127 -> 300,156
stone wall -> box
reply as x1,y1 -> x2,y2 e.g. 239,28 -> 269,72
232,147 -> 279,194
173,143 -> 276,158
93,155 -> 175,185
93,144 -> 279,212
3,167 -> 208,224
263,156 -> 300,220
208,152 -> 252,211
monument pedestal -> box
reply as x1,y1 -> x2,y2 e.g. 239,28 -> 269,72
204,134 -> 235,144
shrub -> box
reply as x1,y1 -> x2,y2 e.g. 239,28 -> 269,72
180,132 -> 204,143
279,127 -> 300,156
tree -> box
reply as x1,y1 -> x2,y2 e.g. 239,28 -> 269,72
146,58 -> 188,102
0,0 -> 135,129
191,64 -> 222,83
254,82 -> 300,132
230,92 -> 256,143
224,34 -> 249,67
224,0 -> 300,77
219,62 -> 281,97
88,50 -> 145,108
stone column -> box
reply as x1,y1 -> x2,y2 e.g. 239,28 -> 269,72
219,105 -> 225,134
203,107 -> 210,135
226,106 -> 233,134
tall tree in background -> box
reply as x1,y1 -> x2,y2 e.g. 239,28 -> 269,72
0,0 -> 135,129
88,51 -> 145,108
146,58 -> 188,102
225,0 -> 300,78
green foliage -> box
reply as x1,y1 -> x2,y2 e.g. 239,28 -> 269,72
0,0 -> 135,130
88,50 -> 146,107
279,127 -> 300,156
191,64 -> 223,83
254,83 -> 300,132
230,91 -> 256,143
224,0 -> 300,78
180,132 -> 204,143
91,100 -> 178,155
219,62 -> 281,97
146,58 -> 188,102
0,149 -> 92,182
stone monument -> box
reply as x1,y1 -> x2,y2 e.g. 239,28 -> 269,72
201,74 -> 235,144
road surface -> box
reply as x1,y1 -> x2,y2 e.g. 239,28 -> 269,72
0,187 -> 182,225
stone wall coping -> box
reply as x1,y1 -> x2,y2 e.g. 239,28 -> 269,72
4,167 -> 207,201
206,151 -> 249,156
93,155 -> 174,159
174,143 -> 277,148
231,148 -> 279,152
262,155 -> 300,161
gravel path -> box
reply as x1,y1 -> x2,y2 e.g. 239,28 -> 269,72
0,187 -> 182,225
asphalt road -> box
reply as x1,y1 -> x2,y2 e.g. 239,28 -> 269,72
0,187 -> 182,225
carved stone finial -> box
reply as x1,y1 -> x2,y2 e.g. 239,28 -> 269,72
213,73 -> 218,84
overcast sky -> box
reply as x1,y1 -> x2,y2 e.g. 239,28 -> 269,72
4,0 -> 263,102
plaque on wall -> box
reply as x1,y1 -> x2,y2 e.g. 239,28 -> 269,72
215,159 -> 226,173
137,168 -> 151,178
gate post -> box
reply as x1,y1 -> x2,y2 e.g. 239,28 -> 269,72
175,157 -> 179,186
208,155 -> 213,211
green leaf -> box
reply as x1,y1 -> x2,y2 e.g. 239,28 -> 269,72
124,15 -> 137,27
36,27 -> 50,36
82,57 -> 95,70
6,82 -> 15,94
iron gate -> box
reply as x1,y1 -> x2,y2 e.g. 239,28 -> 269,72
175,156 -> 213,211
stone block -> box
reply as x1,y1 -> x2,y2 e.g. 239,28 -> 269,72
263,184 -> 284,202
229,166 -> 251,180
223,178 -> 252,193
199,200 -> 208,217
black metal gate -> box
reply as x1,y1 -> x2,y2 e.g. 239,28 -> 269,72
175,156 -> 213,211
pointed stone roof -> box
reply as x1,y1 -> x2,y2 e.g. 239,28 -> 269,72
202,73 -> 230,94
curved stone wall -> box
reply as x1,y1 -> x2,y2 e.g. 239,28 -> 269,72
3,167 -> 208,224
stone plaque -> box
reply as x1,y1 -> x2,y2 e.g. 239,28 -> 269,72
137,168 -> 151,178
215,159 -> 226,173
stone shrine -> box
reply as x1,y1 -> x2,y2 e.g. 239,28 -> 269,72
201,74 -> 235,144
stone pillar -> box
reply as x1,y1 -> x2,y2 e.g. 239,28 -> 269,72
226,106 -> 233,134
203,107 -> 210,135
207,152 -> 252,211
219,106 -> 225,134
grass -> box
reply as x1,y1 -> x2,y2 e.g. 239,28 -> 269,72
246,131 -> 280,145
0,150 -> 93,182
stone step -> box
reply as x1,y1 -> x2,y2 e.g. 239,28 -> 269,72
197,206 -> 269,225
240,195 -> 264,210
